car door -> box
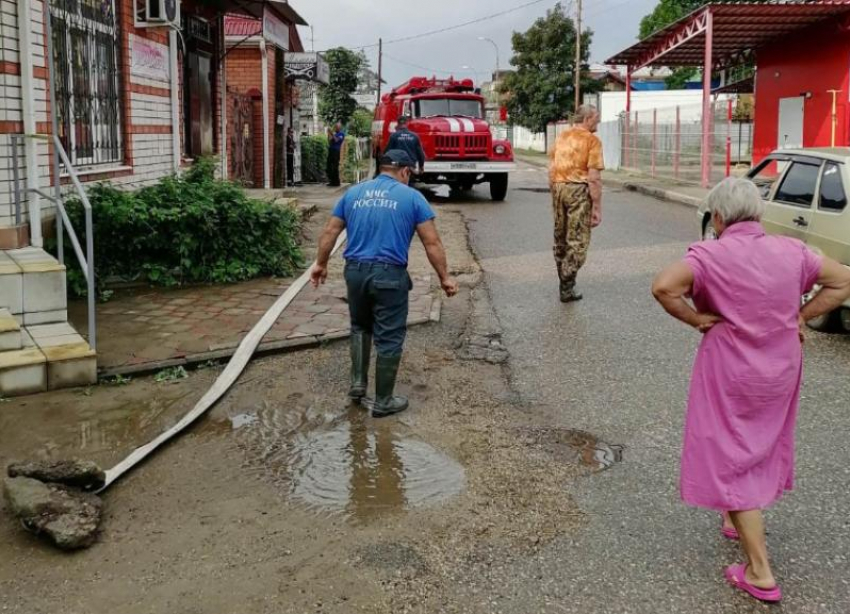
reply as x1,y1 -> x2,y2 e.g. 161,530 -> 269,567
762,158 -> 822,241
807,161 -> 850,264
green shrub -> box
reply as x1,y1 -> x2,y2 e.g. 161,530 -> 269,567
300,135 -> 328,183
341,136 -> 359,184
60,158 -> 304,295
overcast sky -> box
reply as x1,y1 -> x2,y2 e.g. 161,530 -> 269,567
293,0 -> 658,85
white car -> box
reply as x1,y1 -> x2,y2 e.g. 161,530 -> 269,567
698,148 -> 850,332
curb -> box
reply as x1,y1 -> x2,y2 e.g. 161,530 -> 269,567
98,299 -> 444,379
612,180 -> 703,209
517,154 -> 703,209
516,154 -> 547,169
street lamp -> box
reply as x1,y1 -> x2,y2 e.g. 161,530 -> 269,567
477,36 -> 500,79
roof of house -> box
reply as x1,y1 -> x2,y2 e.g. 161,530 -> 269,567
606,1 -> 850,70
224,15 -> 263,38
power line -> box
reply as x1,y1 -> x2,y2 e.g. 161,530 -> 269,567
329,0 -> 557,51
382,53 -> 465,77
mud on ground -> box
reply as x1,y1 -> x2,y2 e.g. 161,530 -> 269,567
1,206 -> 589,614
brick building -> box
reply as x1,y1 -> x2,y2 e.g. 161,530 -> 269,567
0,0 -> 310,395
223,8 -> 307,188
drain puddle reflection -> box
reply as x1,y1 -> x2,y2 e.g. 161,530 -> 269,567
225,408 -> 465,520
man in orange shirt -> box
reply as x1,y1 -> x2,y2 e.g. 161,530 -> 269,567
549,105 -> 604,302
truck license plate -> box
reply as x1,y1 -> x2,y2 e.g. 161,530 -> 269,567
450,162 -> 477,170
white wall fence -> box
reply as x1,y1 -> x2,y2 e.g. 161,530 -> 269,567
504,101 -> 753,185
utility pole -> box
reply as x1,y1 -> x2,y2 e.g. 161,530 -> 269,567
828,89 -> 842,147
575,0 -> 582,113
377,38 -> 383,108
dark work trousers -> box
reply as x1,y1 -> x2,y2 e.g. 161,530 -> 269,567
327,148 -> 341,186
344,261 -> 412,357
286,151 -> 295,185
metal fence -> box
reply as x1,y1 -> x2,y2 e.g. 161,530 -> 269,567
620,101 -> 753,186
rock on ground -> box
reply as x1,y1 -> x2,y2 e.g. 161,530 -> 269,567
3,477 -> 103,550
7,460 -> 106,491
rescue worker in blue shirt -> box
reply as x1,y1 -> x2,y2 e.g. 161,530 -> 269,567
385,116 -> 426,174
327,122 -> 346,187
311,150 -> 459,417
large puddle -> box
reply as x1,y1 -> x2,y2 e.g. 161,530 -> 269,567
0,390 -> 194,469
224,405 -> 465,520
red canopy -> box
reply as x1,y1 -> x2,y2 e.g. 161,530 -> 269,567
606,1 -> 850,71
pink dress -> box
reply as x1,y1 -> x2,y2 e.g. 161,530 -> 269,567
681,221 -> 822,511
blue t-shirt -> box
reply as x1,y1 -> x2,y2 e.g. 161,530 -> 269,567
330,130 -> 346,151
332,175 -> 436,267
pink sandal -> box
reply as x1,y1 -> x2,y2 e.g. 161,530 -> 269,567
721,513 -> 740,540
725,564 -> 782,603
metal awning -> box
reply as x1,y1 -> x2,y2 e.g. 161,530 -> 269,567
606,1 -> 850,71
713,75 -> 755,94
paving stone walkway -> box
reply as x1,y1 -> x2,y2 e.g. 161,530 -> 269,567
69,273 -> 435,375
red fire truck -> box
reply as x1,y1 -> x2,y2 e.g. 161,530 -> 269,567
373,77 -> 515,201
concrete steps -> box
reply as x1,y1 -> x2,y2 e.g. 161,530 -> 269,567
0,247 -> 96,397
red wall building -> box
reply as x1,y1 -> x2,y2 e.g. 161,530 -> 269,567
753,19 -> 850,163
224,13 -> 305,188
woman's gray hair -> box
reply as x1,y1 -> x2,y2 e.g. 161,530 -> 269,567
705,177 -> 766,225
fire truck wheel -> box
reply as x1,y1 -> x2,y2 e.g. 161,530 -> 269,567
490,174 -> 509,202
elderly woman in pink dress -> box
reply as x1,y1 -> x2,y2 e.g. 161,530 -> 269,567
652,177 -> 850,603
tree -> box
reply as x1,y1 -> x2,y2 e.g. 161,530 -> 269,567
639,0 -> 705,40
499,2 -> 599,135
319,47 -> 363,126
349,107 -> 374,138
639,0 -> 705,88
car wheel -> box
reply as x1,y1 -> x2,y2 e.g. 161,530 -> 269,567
840,308 -> 850,334
806,310 -> 843,333
802,289 -> 844,333
490,174 -> 509,201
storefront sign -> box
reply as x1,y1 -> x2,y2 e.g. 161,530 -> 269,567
285,52 -> 330,85
130,36 -> 170,83
263,9 -> 289,50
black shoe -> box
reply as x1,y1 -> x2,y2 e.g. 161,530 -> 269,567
560,279 -> 583,303
348,332 -> 372,403
369,355 -> 409,418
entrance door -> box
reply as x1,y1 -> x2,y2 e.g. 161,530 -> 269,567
187,52 -> 214,157
778,97 -> 804,150
764,159 -> 821,241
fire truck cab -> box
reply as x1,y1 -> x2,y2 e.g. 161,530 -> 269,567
373,77 -> 515,201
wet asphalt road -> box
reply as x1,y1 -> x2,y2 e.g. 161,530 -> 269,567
452,162 -> 850,613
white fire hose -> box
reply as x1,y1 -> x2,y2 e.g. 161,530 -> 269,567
98,232 -> 347,492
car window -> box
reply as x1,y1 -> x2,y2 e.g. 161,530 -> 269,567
774,162 -> 821,207
819,163 -> 847,212
748,158 -> 783,199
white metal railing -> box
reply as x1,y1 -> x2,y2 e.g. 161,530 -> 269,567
7,0 -> 98,351
10,133 -> 97,351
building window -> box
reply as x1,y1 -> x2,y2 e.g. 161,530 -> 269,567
49,0 -> 123,167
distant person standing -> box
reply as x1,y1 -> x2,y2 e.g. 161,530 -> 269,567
385,116 -> 426,174
327,122 -> 346,187
310,150 -> 459,418
548,105 -> 604,303
286,127 -> 296,186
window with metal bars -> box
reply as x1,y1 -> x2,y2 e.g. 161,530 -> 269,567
49,0 -> 123,167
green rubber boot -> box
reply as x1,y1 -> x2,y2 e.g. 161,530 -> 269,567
559,277 -> 583,303
370,355 -> 409,418
349,332 -> 372,403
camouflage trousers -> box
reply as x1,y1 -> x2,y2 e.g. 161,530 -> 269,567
551,182 -> 593,283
